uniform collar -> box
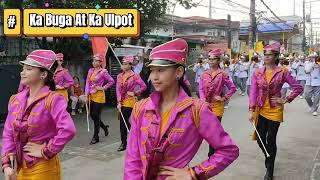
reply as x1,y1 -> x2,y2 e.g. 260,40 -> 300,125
15,86 -> 51,112
146,87 -> 193,112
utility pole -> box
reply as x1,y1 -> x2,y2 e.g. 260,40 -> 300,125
310,3 -> 313,48
228,14 -> 232,49
303,0 -> 306,53
249,0 -> 256,49
209,0 -> 212,18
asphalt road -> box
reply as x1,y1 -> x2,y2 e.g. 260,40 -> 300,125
1,93 -> 319,180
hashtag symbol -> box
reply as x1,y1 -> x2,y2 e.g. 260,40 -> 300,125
7,15 -> 16,29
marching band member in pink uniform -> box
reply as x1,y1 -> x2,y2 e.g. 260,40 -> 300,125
2,50 -> 76,180
54,53 -> 74,102
85,54 -> 115,145
116,55 -> 146,152
199,49 -> 236,157
249,43 -> 303,180
124,38 -> 239,180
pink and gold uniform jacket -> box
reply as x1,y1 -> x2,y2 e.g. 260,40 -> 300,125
2,86 -> 76,169
124,88 -> 239,180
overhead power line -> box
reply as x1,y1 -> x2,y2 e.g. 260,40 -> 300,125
307,0 -> 320,3
197,4 -> 248,15
221,0 -> 250,10
259,0 -> 295,28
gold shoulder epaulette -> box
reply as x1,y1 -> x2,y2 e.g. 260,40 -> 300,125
191,98 -> 207,128
8,94 -> 17,105
133,98 -> 149,121
45,91 -> 58,112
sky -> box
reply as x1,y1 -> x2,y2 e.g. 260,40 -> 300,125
173,0 -> 320,22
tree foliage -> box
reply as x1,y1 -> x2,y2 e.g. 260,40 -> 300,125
3,0 -> 199,58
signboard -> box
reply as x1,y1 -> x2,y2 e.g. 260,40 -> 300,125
114,47 -> 144,57
203,43 -> 228,52
306,15 -> 311,23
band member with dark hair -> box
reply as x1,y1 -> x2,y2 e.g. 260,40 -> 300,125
116,55 -> 146,151
54,53 -> 74,102
85,54 -> 115,145
199,49 -> 237,157
2,50 -> 76,180
249,43 -> 303,180
124,38 -> 239,180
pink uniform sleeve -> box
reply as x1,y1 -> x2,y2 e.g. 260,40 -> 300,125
124,104 -> 143,180
133,74 -> 147,96
85,69 -> 92,95
102,70 -> 115,90
1,96 -> 17,168
223,73 -> 236,100
249,70 -> 258,111
193,103 -> 239,179
42,94 -> 76,159
284,70 -> 303,103
199,74 -> 206,101
62,70 -> 74,89
116,74 -> 122,103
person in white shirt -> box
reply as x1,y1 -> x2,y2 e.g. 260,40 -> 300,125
292,55 -> 307,98
280,57 -> 290,98
222,56 -> 232,108
233,57 -> 242,92
132,56 -> 143,74
289,56 -> 297,80
193,56 -> 208,97
247,55 -> 260,96
238,55 -> 249,96
304,55 -> 320,116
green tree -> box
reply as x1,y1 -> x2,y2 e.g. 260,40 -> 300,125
3,0 -> 199,58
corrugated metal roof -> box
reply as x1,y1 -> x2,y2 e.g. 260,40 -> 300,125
240,22 -> 298,35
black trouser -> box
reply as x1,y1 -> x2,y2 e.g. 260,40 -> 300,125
119,107 -> 132,145
90,101 -> 108,139
208,116 -> 222,157
256,115 -> 280,169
